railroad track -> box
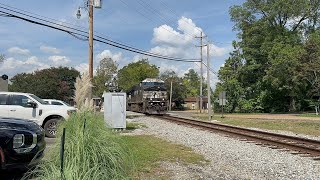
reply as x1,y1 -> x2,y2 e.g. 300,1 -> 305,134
157,115 -> 320,160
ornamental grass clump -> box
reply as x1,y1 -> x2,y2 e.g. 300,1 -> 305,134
26,112 -> 132,179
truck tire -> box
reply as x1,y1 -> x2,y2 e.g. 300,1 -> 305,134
44,119 -> 59,138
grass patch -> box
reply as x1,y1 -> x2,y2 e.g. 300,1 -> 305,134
121,135 -> 207,178
26,112 -> 132,179
194,115 -> 320,136
126,122 -> 147,130
299,113 -> 320,118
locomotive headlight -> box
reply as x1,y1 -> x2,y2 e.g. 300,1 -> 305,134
150,102 -> 153,105
162,98 -> 164,101
13,134 -> 25,149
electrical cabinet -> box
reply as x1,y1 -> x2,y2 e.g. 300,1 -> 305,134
103,92 -> 126,128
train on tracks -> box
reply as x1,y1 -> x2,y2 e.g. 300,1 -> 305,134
127,78 -> 168,115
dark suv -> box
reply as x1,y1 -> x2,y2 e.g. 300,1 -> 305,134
0,117 -> 46,170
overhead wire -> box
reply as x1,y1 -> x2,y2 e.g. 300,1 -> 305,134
0,2 -> 163,57
136,0 -> 201,41
118,0 -> 198,48
0,4 -> 200,62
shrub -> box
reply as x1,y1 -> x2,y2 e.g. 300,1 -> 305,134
26,112 -> 132,179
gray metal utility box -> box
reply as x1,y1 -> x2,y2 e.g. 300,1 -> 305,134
103,92 -> 126,129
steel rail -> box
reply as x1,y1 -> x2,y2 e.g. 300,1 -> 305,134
157,115 -> 320,160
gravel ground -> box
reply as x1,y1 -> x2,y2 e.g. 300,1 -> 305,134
126,115 -> 320,180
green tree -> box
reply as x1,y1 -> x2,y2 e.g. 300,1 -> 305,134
298,30 -> 320,113
93,57 -> 118,97
217,43 -> 245,112
10,67 -> 79,101
117,59 -> 159,91
160,70 -> 186,109
216,0 -> 320,112
182,69 -> 200,97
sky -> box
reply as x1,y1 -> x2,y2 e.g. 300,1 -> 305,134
0,0 -> 245,87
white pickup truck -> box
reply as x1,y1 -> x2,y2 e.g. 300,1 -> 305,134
0,92 -> 76,137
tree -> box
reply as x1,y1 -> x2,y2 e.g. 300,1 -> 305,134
93,57 -> 118,97
182,69 -> 200,97
10,67 -> 80,101
216,0 -> 320,112
298,30 -> 320,113
117,59 -> 159,91
160,70 -> 186,109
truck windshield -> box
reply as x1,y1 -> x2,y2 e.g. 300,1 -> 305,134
30,94 -> 46,105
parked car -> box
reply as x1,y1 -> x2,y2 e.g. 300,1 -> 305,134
0,117 -> 46,170
0,92 -> 76,138
43,99 -> 72,107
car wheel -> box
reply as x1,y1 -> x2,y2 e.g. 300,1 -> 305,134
44,119 -> 59,138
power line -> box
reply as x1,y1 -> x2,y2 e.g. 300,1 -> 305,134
118,0 -> 198,48
157,0 -> 202,34
136,0 -> 201,40
0,5 -> 200,62
0,2 -> 170,57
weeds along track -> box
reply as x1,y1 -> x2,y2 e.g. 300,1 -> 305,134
155,115 -> 320,160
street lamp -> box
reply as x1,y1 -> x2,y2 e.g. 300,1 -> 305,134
76,8 -> 81,19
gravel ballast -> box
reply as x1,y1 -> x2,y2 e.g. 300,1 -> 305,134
126,114 -> 320,180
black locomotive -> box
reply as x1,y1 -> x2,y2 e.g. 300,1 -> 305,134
127,78 -> 168,115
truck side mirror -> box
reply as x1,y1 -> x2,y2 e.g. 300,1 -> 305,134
26,100 -> 37,108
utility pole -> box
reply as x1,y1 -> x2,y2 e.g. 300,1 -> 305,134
169,80 -> 173,111
206,44 -> 212,120
196,32 -> 206,113
88,0 -> 94,100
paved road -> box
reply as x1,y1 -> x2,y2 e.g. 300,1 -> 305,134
0,138 -> 55,180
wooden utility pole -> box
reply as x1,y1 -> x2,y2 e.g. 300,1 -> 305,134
206,44 -> 212,120
196,32 -> 206,113
88,0 -> 94,99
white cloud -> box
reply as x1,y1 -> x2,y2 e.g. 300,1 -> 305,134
96,50 -> 122,62
75,63 -> 89,74
40,45 -> 60,54
150,16 -> 230,61
0,56 -> 50,77
48,56 -> 70,66
158,62 -> 179,74
25,56 -> 39,65
7,47 -> 30,55
147,16 -> 231,89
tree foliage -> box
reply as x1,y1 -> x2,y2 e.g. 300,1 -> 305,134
9,67 -> 79,101
160,70 -> 186,109
216,0 -> 320,113
182,69 -> 200,97
93,57 -> 118,97
117,59 -> 159,92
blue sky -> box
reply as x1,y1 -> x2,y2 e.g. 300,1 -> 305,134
0,0 -> 244,86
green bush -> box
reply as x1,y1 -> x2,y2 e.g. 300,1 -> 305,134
26,112 -> 132,179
